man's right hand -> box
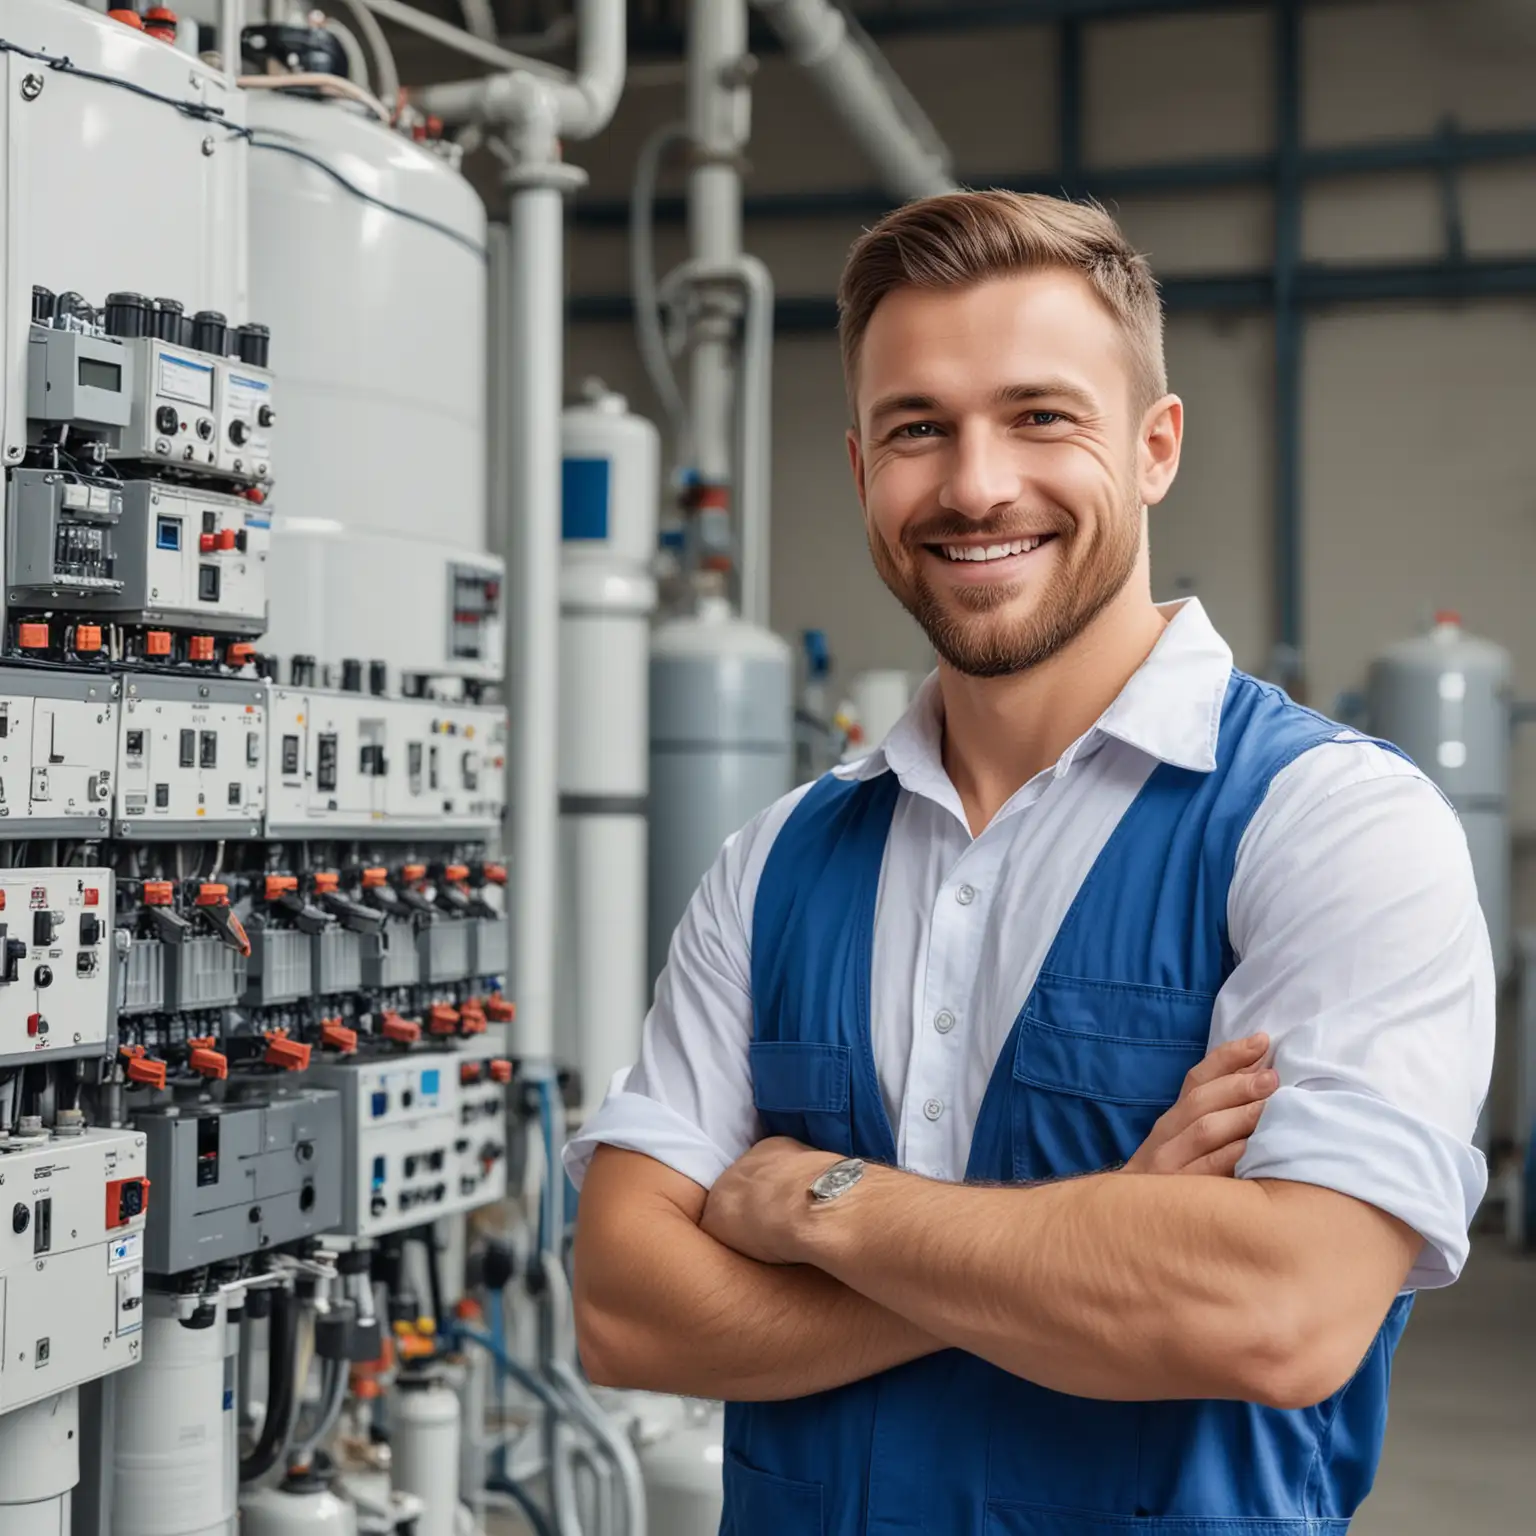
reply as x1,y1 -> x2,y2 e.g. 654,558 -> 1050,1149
1123,1033 -> 1277,1177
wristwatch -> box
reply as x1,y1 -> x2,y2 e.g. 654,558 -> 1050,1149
808,1156 -> 866,1202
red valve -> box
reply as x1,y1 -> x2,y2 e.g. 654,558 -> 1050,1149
143,880 -> 174,906
227,642 -> 255,668
444,864 -> 469,884
312,871 -> 340,894
489,1059 -> 513,1084
481,864 -> 507,885
189,635 -> 215,663
199,532 -> 216,553
74,624 -> 103,653
195,883 -> 230,906
361,867 -> 388,888
460,1061 -> 483,1085
145,630 -> 172,656
486,995 -> 515,1023
17,622 -> 49,650
217,528 -> 237,551
121,1048 -> 168,1090
428,1003 -> 460,1036
265,875 -> 298,900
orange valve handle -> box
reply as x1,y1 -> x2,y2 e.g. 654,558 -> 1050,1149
361,867 -> 389,888
312,871 -> 340,895
145,630 -> 172,656
428,1003 -> 460,1036
486,995 -> 515,1023
320,1021 -> 359,1054
444,864 -> 470,884
189,635 -> 215,662
459,1008 -> 487,1036
265,875 -> 298,901
17,622 -> 49,650
264,1035 -> 312,1072
401,863 -> 427,883
189,1047 -> 228,1080
481,864 -> 507,886
489,1059 -> 513,1084
142,881 -> 174,906
125,1054 -> 168,1089
195,883 -> 230,905
74,624 -> 103,653
381,1013 -> 421,1046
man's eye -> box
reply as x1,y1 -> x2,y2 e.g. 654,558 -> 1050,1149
894,422 -> 940,440
1024,411 -> 1064,427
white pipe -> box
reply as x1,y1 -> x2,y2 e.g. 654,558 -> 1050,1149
220,0 -> 243,81
457,0 -> 498,43
356,0 -> 571,83
319,15 -> 369,89
413,0 -> 625,140
506,180 -> 566,1065
335,0 -> 401,112
750,0 -> 955,200
686,0 -> 749,490
735,254 -> 775,630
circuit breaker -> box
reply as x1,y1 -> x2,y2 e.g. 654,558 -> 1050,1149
115,675 -> 266,836
135,1089 -> 341,1275
0,669 -> 116,835
0,1125 -> 148,1415
265,690 -> 506,836
0,868 -> 114,1067
306,1044 -> 511,1238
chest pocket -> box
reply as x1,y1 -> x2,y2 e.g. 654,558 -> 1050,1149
750,1041 -> 856,1157
1009,972 -> 1213,1182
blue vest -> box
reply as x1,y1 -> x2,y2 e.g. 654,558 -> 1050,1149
723,671 -> 1414,1536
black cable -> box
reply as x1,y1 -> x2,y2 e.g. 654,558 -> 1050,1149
486,1476 -> 556,1536
0,35 -> 486,261
239,1285 -> 298,1483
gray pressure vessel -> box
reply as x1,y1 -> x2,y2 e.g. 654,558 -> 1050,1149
1367,610 -> 1512,978
649,592 -> 794,986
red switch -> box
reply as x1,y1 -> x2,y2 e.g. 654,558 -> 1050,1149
189,635 -> 215,663
489,1059 -> 513,1084
26,1013 -> 41,1037
381,1013 -> 421,1046
217,528 -> 237,551
84,888 -> 99,907
145,630 -> 172,656
320,1020 -> 359,1054
189,1046 -> 228,1080
486,995 -> 515,1023
199,532 -> 216,553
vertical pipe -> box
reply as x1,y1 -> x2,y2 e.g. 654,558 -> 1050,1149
1272,0 -> 1304,692
687,0 -> 750,565
507,182 -> 566,1063
1058,17 -> 1084,199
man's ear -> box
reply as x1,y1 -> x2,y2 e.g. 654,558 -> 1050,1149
1138,394 -> 1183,508
847,428 -> 867,511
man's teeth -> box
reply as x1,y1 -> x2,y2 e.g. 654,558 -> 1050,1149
941,537 -> 1045,563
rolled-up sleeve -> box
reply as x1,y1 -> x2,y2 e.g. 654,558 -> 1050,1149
1218,741 -> 1494,1289
562,783 -> 814,1192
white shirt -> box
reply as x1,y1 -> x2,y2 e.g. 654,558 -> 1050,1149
565,600 -> 1493,1290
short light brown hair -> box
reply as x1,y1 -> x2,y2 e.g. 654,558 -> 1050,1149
837,189 -> 1166,421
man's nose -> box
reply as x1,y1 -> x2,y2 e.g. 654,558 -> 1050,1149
939,422 -> 1025,520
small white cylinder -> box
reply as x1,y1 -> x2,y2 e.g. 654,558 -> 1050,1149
391,1375 -> 462,1536
113,1293 -> 238,1536
0,1388 -> 79,1536
850,670 -> 917,757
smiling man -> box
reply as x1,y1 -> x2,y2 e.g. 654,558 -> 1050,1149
565,191 -> 1493,1534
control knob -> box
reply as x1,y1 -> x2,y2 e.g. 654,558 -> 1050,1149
228,419 -> 249,447
155,405 -> 179,436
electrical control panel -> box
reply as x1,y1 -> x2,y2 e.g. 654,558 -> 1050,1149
0,867 -> 114,1067
306,1044 -> 511,1238
264,689 -> 506,836
135,1089 -> 342,1275
0,1126 -> 148,1414
115,675 -> 266,837
5,473 -> 269,637
0,670 -> 117,835
25,324 -> 133,444
111,337 -> 274,484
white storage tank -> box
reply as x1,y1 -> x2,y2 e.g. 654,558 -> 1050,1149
1367,610 -> 1512,978
0,0 -> 248,464
558,383 -> 660,1107
244,82 -> 497,682
649,588 -> 793,985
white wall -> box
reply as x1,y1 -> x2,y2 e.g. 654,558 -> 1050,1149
562,0 -> 1536,834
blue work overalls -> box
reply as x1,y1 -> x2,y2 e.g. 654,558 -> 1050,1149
723,671 -> 1413,1535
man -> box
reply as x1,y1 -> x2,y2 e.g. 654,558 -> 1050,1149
566,191 -> 1493,1533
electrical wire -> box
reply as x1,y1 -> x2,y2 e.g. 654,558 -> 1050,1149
0,35 -> 484,260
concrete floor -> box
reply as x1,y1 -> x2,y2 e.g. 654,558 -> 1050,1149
1352,1241 -> 1534,1535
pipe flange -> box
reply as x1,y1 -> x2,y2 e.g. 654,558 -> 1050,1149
500,157 -> 588,194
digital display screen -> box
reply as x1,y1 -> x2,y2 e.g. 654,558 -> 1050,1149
78,357 -> 122,393
157,353 -> 214,410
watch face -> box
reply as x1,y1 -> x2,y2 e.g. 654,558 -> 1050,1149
811,1157 -> 865,1201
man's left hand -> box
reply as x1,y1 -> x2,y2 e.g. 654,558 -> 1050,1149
700,1136 -> 838,1264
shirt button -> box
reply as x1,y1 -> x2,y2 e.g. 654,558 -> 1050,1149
923,1098 -> 944,1122
934,1009 -> 956,1034
955,884 -> 976,906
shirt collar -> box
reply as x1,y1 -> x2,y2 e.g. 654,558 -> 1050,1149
833,597 -> 1232,791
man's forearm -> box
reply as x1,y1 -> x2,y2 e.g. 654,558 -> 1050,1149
573,1146 -> 940,1401
793,1165 -> 1418,1408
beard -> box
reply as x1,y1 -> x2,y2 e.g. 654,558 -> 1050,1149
866,488 -> 1143,679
